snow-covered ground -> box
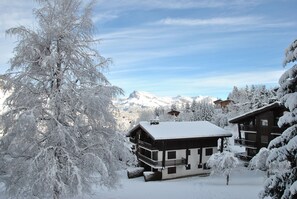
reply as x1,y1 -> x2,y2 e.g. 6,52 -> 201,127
94,166 -> 265,199
0,165 -> 266,199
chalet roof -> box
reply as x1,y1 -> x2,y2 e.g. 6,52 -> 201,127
213,99 -> 222,104
127,121 -> 232,140
229,102 -> 283,123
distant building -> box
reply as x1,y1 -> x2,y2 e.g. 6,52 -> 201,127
167,110 -> 180,117
229,102 -> 287,159
214,99 -> 232,109
127,121 -> 232,180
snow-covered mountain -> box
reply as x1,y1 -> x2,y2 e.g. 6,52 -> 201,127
113,91 -> 216,132
114,91 -> 215,110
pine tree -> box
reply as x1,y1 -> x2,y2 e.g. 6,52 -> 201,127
259,39 -> 297,199
190,98 -> 214,121
0,0 -> 127,198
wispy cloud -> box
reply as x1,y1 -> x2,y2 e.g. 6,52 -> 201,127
153,16 -> 296,28
0,1 -> 35,40
96,0 -> 261,11
92,12 -> 119,24
155,16 -> 261,26
109,69 -> 285,97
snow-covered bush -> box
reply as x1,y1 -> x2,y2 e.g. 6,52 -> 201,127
207,151 -> 239,185
249,147 -> 270,171
259,39 -> 297,199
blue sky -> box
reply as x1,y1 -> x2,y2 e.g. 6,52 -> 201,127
0,0 -> 296,99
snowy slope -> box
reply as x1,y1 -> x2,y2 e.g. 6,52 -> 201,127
113,91 -> 216,132
114,91 -> 215,110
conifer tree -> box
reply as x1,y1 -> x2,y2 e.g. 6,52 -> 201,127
260,39 -> 297,199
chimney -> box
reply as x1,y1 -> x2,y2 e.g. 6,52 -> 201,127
150,117 -> 159,125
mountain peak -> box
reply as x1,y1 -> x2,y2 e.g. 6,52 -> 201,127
115,90 -> 216,109
128,90 -> 156,100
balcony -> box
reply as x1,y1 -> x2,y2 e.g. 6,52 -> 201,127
240,125 -> 256,132
164,159 -> 187,167
138,153 -> 186,168
129,137 -> 136,144
138,140 -> 157,150
234,138 -> 257,149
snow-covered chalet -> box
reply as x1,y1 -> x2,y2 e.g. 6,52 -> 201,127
229,102 -> 287,159
127,121 -> 232,180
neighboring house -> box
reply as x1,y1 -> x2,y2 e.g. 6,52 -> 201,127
167,110 -> 180,117
213,99 -> 232,111
229,102 -> 287,160
127,120 -> 232,180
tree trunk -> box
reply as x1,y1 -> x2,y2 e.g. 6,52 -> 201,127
226,174 -> 229,185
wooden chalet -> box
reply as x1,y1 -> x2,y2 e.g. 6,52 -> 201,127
127,120 -> 232,180
167,110 -> 180,117
213,99 -> 232,109
229,102 -> 287,159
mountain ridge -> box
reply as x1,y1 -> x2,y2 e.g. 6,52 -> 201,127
114,90 -> 216,110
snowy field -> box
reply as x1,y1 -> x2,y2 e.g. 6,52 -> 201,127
0,166 -> 267,199
94,166 -> 266,199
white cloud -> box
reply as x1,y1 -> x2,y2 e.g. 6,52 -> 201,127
153,16 -> 296,28
168,69 -> 284,88
108,69 -> 285,97
92,12 -> 119,24
96,0 -> 261,11
155,16 -> 262,26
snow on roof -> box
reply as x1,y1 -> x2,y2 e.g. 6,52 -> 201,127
229,102 -> 283,123
129,121 -> 232,140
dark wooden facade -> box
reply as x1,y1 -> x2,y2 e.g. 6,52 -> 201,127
229,102 -> 287,159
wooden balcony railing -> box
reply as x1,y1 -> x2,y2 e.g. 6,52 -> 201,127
240,125 -> 257,132
234,138 -> 257,148
138,153 -> 186,167
129,137 -> 136,143
138,140 -> 157,150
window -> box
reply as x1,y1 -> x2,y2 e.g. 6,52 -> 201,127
168,167 -> 176,174
186,164 -> 191,170
205,148 -> 213,156
274,117 -> 280,126
187,149 -> 191,156
261,119 -> 268,126
167,151 -> 176,159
